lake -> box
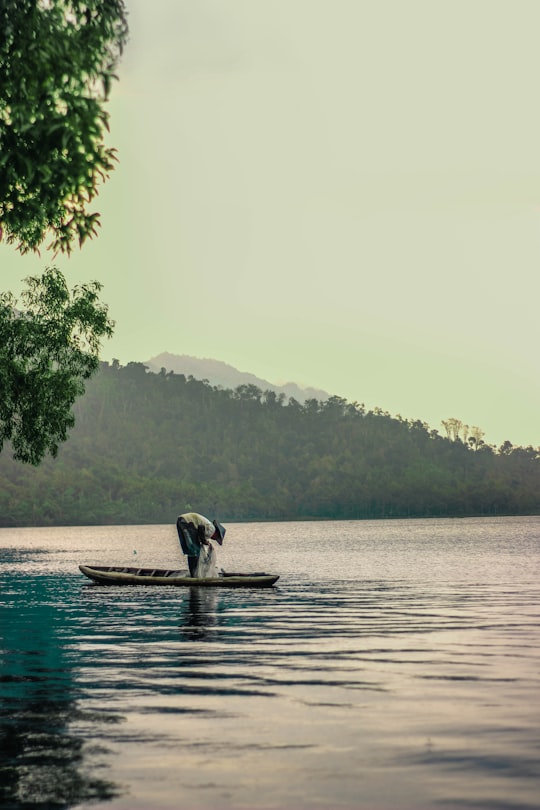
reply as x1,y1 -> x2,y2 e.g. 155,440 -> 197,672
1,517 -> 539,810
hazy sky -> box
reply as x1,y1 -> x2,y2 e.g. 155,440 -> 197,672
2,0 -> 540,447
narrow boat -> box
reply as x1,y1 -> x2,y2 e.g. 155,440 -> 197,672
79,564 -> 279,588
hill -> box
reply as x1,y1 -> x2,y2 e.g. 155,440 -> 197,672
145,352 -> 330,403
0,360 -> 538,526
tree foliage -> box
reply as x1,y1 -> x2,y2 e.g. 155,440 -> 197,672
0,1 -> 126,465
0,0 -> 128,254
0,362 -> 538,525
0,267 -> 114,464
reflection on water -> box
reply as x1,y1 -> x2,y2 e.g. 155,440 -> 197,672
179,588 -> 218,641
0,575 -> 121,808
0,518 -> 540,809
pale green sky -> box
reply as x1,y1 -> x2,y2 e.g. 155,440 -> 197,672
2,0 -> 540,446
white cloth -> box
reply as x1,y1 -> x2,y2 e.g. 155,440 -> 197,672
195,543 -> 219,579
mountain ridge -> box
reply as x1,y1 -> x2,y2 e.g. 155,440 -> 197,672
145,352 -> 331,403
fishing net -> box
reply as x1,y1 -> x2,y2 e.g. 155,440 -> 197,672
195,543 -> 218,579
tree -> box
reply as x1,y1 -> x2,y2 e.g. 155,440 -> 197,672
0,267 -> 114,464
442,417 -> 464,442
0,0 -> 128,254
468,425 -> 485,451
0,1 -> 128,464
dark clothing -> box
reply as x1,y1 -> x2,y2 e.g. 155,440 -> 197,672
176,516 -> 208,555
176,516 -> 204,576
187,554 -> 198,578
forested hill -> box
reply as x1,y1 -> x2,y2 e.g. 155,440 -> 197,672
0,361 -> 538,526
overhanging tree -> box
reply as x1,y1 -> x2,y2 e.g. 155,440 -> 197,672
0,0 -> 128,254
0,267 -> 114,463
0,0 -> 128,464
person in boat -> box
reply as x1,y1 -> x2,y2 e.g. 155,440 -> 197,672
176,512 -> 226,577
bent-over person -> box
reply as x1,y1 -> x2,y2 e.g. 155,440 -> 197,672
176,512 -> 226,577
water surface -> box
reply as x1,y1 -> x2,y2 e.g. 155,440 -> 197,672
1,517 -> 539,809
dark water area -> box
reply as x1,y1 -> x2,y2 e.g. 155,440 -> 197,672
1,517 -> 539,809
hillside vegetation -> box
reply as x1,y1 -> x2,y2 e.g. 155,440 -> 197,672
0,361 -> 538,526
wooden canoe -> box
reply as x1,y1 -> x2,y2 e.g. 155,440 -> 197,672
79,564 -> 279,588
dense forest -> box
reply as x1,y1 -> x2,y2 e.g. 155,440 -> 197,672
0,360 -> 538,526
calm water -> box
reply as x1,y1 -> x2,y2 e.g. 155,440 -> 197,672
1,517 -> 539,810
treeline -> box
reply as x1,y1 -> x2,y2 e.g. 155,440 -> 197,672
0,360 -> 538,526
